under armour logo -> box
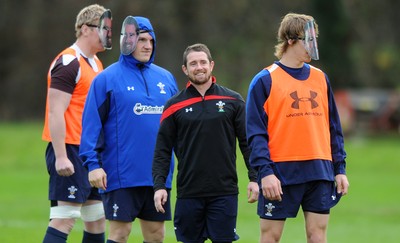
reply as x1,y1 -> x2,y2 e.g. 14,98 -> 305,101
290,91 -> 318,109
185,107 -> 193,112
127,86 -> 135,91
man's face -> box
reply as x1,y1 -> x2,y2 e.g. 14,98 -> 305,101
120,24 -> 139,55
292,40 -> 312,63
182,51 -> 214,85
84,24 -> 106,53
99,16 -> 112,49
132,32 -> 153,63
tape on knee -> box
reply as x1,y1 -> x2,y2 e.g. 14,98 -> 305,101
80,203 -> 105,222
50,205 -> 81,219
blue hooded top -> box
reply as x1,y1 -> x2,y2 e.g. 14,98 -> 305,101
80,16 -> 178,193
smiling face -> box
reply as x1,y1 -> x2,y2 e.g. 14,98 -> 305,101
120,23 -> 139,55
98,15 -> 112,49
182,51 -> 214,85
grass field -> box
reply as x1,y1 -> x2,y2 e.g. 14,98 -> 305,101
0,122 -> 399,242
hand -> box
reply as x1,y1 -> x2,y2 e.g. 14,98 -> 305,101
88,168 -> 107,190
335,174 -> 349,196
55,157 -> 75,176
154,189 -> 168,213
261,174 -> 283,201
247,181 -> 259,203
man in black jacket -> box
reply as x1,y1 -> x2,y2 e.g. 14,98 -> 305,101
152,43 -> 259,243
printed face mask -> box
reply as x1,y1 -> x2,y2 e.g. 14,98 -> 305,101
120,16 -> 139,55
303,20 -> 319,60
98,10 -> 112,50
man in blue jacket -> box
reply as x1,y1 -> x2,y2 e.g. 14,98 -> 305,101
80,16 -> 178,243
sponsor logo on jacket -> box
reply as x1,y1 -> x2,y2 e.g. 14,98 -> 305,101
134,103 -> 164,115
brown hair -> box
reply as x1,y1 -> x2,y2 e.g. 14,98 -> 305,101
182,43 -> 213,66
274,13 -> 318,59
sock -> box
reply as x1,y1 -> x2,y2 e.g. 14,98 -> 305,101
106,240 -> 118,243
42,226 -> 68,243
82,231 -> 105,243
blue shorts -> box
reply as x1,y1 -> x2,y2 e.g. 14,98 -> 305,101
174,195 -> 239,243
258,180 -> 342,220
46,143 -> 101,204
101,187 -> 171,222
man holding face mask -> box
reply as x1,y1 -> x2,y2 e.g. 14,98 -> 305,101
42,4 -> 112,243
80,16 -> 178,243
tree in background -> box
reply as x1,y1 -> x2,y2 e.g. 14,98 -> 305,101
1,0 -> 399,121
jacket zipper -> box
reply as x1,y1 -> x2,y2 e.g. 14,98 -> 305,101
139,65 -> 149,96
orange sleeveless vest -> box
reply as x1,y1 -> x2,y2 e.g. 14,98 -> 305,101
264,64 -> 332,162
42,46 -> 103,145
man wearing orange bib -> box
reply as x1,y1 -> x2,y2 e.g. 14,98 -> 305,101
246,13 -> 349,243
42,4 -> 112,243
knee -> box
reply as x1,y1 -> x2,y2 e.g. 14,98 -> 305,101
260,232 -> 281,243
260,224 -> 283,243
144,227 -> 165,242
81,203 -> 106,233
306,232 -> 326,243
49,218 -> 76,234
306,229 -> 327,243
81,203 -> 105,222
306,224 -> 328,243
84,218 -> 106,234
140,220 -> 165,242
109,224 -> 132,242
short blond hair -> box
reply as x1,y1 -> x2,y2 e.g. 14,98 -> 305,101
274,13 -> 318,59
75,4 -> 107,38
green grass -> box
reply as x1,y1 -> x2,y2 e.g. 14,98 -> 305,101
0,122 -> 399,242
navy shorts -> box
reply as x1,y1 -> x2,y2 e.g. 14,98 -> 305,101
258,180 -> 342,220
101,187 -> 171,222
46,143 -> 101,204
174,195 -> 239,243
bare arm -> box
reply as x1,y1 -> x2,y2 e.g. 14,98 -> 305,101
48,88 -> 74,176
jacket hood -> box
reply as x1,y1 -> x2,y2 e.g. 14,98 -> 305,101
119,16 -> 156,68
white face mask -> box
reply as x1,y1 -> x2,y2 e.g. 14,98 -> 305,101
120,16 -> 139,55
98,10 -> 112,50
303,20 -> 319,60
